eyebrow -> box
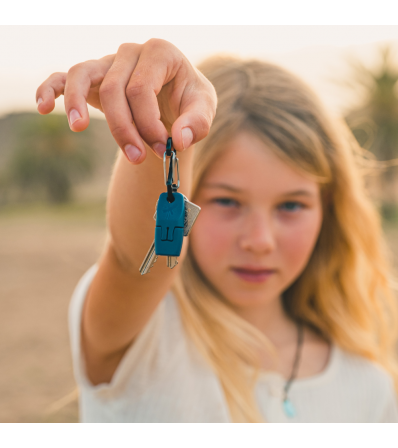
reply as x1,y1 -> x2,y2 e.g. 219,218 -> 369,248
202,183 -> 243,192
202,183 -> 315,197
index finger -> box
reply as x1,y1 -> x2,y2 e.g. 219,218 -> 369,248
125,39 -> 180,156
64,57 -> 114,132
99,44 -> 147,164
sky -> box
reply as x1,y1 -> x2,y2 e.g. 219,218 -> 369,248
1,25 -> 398,119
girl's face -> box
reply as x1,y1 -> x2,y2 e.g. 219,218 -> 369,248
190,131 -> 323,310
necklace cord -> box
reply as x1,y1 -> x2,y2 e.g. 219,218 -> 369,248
283,322 -> 304,398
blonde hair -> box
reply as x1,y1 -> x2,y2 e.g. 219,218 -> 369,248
171,56 -> 398,422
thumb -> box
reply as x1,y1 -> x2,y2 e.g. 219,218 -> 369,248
170,90 -> 217,151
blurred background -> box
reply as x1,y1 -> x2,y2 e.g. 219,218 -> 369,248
1,25 -> 398,422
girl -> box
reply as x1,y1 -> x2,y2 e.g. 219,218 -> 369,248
37,39 -> 398,423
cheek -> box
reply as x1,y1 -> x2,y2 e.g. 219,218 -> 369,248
278,210 -> 322,277
190,209 -> 234,266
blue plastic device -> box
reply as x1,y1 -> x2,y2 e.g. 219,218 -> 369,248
154,192 -> 185,256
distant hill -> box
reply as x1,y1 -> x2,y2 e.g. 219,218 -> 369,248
0,112 -> 119,202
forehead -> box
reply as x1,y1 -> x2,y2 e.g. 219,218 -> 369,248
200,131 -> 319,197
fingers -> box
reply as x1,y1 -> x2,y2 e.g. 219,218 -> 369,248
36,40 -> 218,166
36,72 -> 67,115
99,44 -> 147,164
64,56 -> 114,133
125,39 -> 178,157
127,40 -> 217,155
171,79 -> 217,152
36,54 -> 115,132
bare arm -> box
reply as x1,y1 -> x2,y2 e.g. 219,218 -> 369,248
36,40 -> 217,384
82,146 -> 194,384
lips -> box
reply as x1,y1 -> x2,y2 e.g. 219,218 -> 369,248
231,266 -> 276,283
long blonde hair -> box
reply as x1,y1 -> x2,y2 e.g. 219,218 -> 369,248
171,56 -> 398,422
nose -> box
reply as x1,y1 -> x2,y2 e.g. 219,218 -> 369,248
238,210 -> 276,254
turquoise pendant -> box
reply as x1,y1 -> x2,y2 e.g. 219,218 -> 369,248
283,398 -> 296,418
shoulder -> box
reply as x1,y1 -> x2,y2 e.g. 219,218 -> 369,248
68,264 -> 188,393
291,343 -> 398,422
335,346 -> 398,422
337,347 -> 394,391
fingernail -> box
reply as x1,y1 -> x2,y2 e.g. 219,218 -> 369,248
125,144 -> 141,163
37,97 -> 43,105
69,108 -> 82,126
153,142 -> 166,158
181,127 -> 193,149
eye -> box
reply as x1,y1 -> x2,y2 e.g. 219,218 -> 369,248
212,197 -> 240,208
278,201 -> 304,212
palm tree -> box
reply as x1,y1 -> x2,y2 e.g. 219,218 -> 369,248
344,45 -> 398,205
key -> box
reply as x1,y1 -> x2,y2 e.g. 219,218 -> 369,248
165,197 -> 200,269
153,199 -> 158,220
140,243 -> 178,273
167,256 -> 178,269
139,240 -> 158,275
139,137 -> 202,275
139,201 -> 160,275
140,196 -> 201,274
181,195 -> 201,236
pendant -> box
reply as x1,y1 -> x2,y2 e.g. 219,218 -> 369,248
283,398 -> 296,418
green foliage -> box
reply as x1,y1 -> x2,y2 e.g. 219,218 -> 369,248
8,114 -> 95,203
380,203 -> 398,224
345,46 -> 398,161
344,45 -> 398,205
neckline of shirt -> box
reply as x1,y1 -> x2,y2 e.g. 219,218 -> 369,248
258,343 -> 339,389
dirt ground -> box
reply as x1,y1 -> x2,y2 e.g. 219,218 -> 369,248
0,202 -> 107,423
1,202 -> 398,423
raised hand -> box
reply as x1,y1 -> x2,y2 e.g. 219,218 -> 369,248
36,39 -> 217,164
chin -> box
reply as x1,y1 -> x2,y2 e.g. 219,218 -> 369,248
223,289 -> 278,309
206,271 -> 276,304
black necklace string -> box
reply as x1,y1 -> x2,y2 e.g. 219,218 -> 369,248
283,322 -> 304,400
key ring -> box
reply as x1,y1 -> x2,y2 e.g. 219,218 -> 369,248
163,138 -> 180,202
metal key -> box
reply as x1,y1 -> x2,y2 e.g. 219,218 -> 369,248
165,198 -> 200,269
140,200 -> 180,274
181,195 -> 201,237
167,256 -> 178,269
139,202 -> 159,275
140,197 -> 200,275
139,241 -> 158,275
139,138 -> 201,275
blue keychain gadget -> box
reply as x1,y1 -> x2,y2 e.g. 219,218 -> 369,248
155,192 -> 185,256
139,138 -> 201,275
154,139 -> 185,257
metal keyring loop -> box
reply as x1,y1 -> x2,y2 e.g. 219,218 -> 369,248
163,150 -> 175,187
163,138 -> 180,202
173,157 -> 180,190
163,148 -> 180,189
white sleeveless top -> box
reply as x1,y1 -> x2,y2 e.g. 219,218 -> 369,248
69,264 -> 398,423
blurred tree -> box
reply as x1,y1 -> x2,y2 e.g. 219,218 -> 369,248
8,114 -> 95,203
344,45 -> 398,205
